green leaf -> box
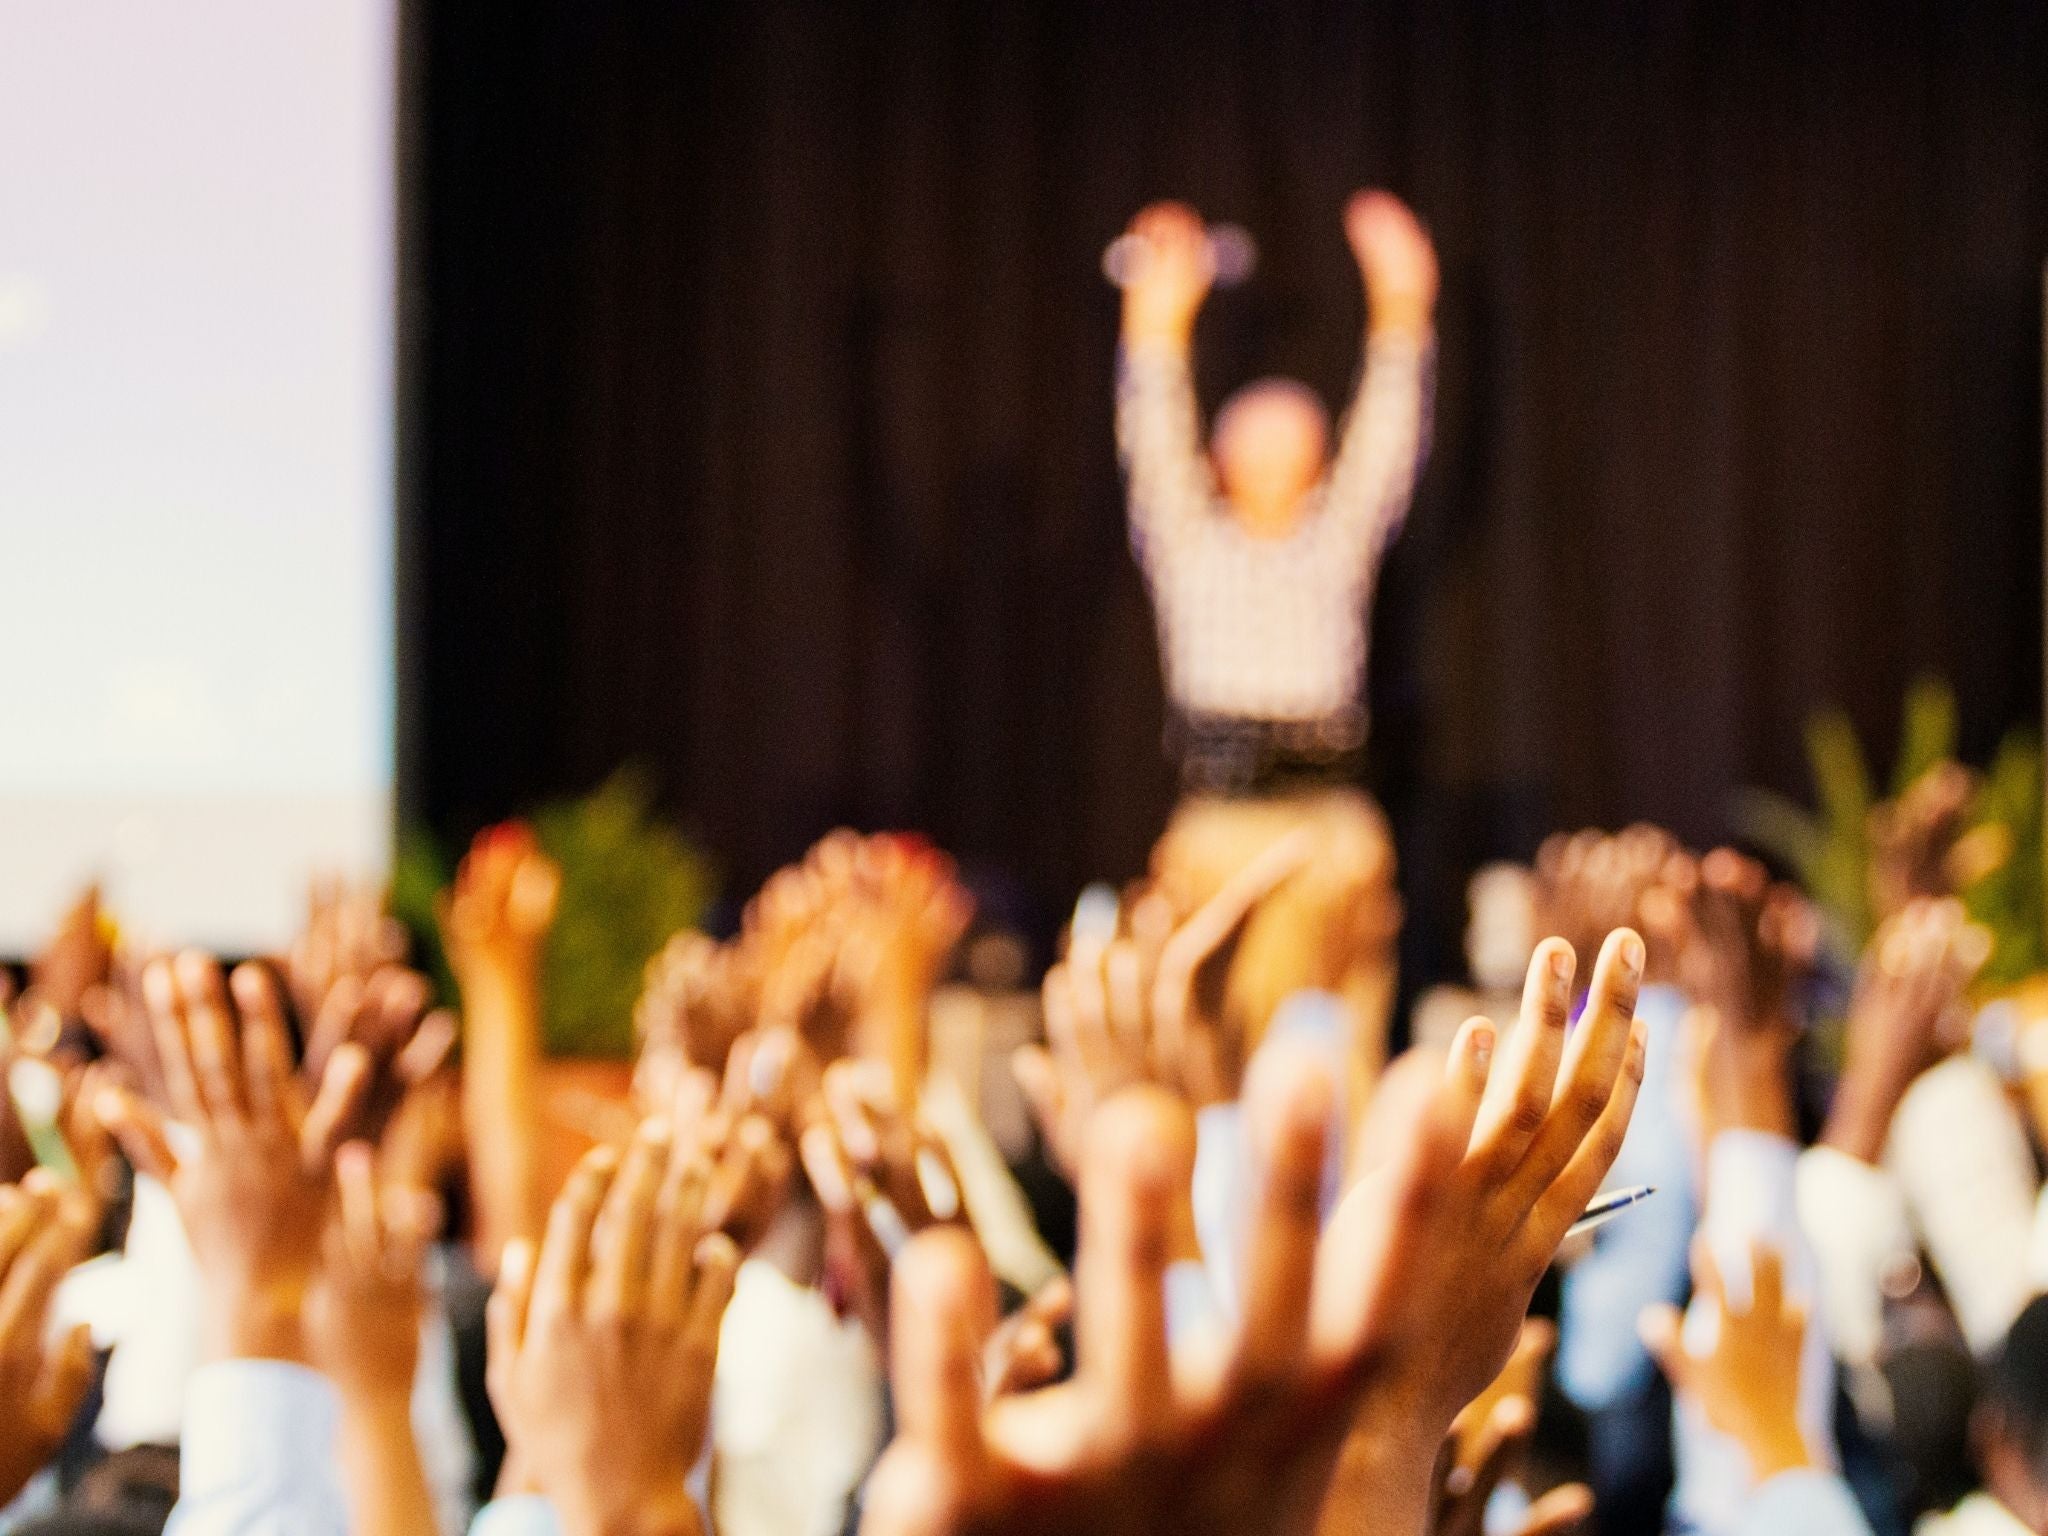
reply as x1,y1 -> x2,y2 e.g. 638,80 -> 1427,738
531,767 -> 716,1059
1893,675 -> 1960,797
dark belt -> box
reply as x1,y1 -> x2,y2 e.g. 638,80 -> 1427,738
1168,709 -> 1365,797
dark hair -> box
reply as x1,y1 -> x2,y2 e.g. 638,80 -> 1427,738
1981,1293 -> 2048,1489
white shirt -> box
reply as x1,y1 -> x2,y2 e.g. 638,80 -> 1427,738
1116,333 -> 1433,726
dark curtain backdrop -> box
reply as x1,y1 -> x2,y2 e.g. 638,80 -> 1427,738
410,0 -> 2048,980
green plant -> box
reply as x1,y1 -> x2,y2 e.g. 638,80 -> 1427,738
1736,676 -> 2043,985
531,769 -> 715,1058
390,768 -> 716,1059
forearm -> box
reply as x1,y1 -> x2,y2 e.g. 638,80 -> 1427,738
461,967 -> 547,1266
1818,1066 -> 1908,1165
1317,1409 -> 1439,1536
1323,328 -> 1432,550
337,1391 -> 438,1536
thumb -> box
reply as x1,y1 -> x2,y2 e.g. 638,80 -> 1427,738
35,1323 -> 94,1435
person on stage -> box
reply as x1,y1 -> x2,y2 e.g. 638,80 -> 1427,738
1113,189 -> 1438,1083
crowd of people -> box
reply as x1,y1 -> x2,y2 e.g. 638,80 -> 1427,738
0,755 -> 2036,1536
0,181 -> 2037,1536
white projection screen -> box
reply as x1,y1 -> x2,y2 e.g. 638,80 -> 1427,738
0,1 -> 399,952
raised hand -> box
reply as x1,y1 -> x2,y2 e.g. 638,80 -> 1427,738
286,874 -> 409,1029
636,931 -> 754,1094
26,883 -> 112,1023
1641,1242 -> 1814,1486
1343,190 -> 1438,337
1653,849 -> 1814,1144
97,952 -> 369,1362
800,1057 -> 965,1344
305,1141 -> 444,1536
661,1038 -> 798,1253
1535,825 -> 1689,988
1822,897 -> 1990,1164
0,1173 -> 97,1507
306,1141 -> 442,1404
487,1123 -> 740,1536
1424,1397 -> 1592,1536
1866,762 -> 1987,923
1015,835 -> 1312,1179
860,929 -> 1646,1536
438,822 -> 561,989
301,963 -> 455,1147
441,821 -> 560,1268
1120,201 -> 1217,346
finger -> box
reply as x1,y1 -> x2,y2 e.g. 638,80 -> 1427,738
890,1226 -> 993,1474
1519,1483 -> 1596,1536
1524,1017 -> 1648,1254
1075,1087 -> 1192,1447
1450,1396 -> 1534,1536
801,1121 -> 856,1219
300,1043 -> 372,1174
1104,940 -> 1147,1054
96,1085 -> 179,1185
394,1008 -> 458,1086
1471,939 -> 1575,1167
303,972 -> 366,1087
0,1197 -> 89,1350
708,1114 -> 785,1236
487,1236 -> 536,1376
650,1155 -> 711,1324
531,1144 -> 618,1323
176,951 -> 247,1127
1438,1015 -> 1497,1154
1064,945 -> 1118,1086
1510,931 -> 1643,1200
590,1118 -> 671,1319
141,957 -> 205,1126
682,1230 -> 741,1361
1234,1042 -> 1334,1383
34,1322 -> 96,1431
382,1186 -> 444,1278
825,1059 -> 888,1169
0,1186 -> 45,1289
369,967 -> 431,1065
336,1140 -> 383,1274
231,963 -> 297,1135
1159,827 -> 1314,980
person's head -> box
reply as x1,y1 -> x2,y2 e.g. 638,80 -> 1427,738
1974,1294 -> 2048,1526
1211,378 -> 1329,536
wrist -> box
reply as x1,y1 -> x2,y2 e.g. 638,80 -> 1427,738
555,1485 -> 701,1536
201,1282 -> 310,1365
1122,312 -> 1195,351
1367,297 -> 1433,340
1822,1071 -> 1905,1164
1743,1416 -> 1816,1484
460,963 -> 543,1016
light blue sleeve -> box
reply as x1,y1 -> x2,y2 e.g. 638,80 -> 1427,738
468,1496 -> 565,1536
163,1361 -> 347,1536
1556,983 -> 1698,1409
1739,1470 -> 1874,1536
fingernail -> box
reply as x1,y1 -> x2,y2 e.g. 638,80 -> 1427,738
1470,1023 -> 1495,1076
1620,933 -> 1644,977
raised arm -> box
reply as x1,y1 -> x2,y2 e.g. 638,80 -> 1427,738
1115,201 -> 1220,562
1322,191 -> 1438,566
